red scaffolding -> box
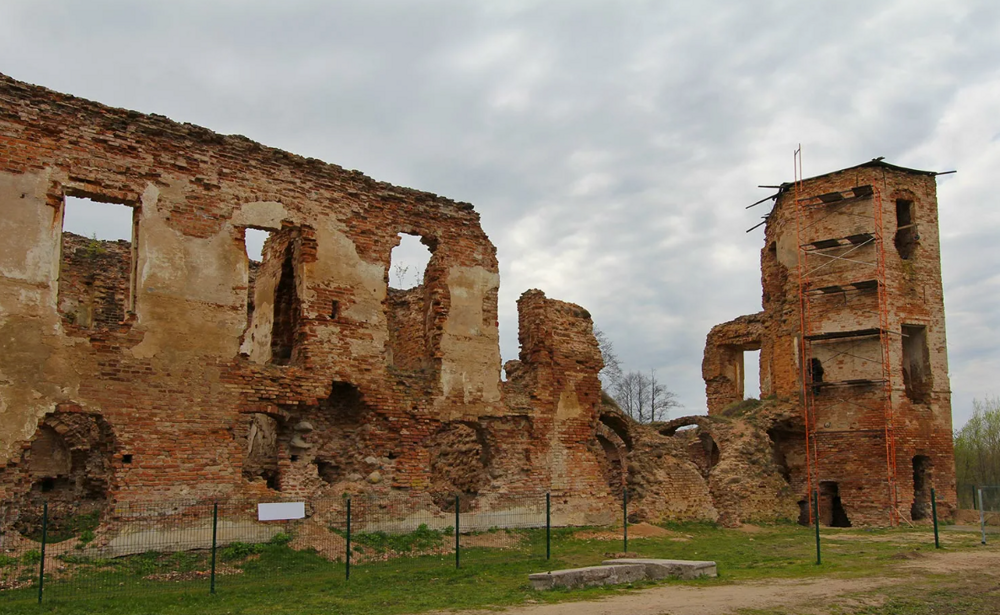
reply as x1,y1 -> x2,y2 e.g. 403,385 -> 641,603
793,148 -> 899,526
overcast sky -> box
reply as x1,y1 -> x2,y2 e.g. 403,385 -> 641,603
3,1 -> 998,429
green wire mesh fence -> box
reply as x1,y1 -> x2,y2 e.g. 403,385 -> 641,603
1,491 -> 627,605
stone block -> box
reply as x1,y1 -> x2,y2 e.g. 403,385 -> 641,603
528,564 -> 647,590
602,558 -> 718,580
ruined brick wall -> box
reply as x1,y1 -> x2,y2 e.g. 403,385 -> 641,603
504,290 -> 619,523
627,407 -> 800,525
0,74 -> 624,528
703,312 -> 764,414
704,160 -> 957,526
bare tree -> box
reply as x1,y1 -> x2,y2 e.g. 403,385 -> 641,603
594,327 -> 679,423
610,369 -> 679,423
594,328 -> 623,389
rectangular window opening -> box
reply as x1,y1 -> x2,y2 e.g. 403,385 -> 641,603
894,200 -> 918,259
743,349 -> 761,399
901,324 -> 932,403
239,228 -> 273,359
59,195 -> 138,329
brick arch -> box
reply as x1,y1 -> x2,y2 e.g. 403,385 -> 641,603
598,410 -> 634,451
9,407 -> 119,539
659,415 -> 714,437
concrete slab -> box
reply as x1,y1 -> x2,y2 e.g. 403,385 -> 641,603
602,558 -> 718,580
529,564 -> 647,590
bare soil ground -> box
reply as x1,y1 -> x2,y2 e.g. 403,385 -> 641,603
444,547 -> 1000,615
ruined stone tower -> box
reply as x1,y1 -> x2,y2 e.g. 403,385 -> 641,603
704,159 -> 956,526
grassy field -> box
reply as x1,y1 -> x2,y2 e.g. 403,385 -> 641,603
0,521 -> 989,615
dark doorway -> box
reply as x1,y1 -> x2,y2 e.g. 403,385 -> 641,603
819,481 -> 851,527
911,455 -> 932,521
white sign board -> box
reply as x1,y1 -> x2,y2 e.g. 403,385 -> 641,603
258,502 -> 305,521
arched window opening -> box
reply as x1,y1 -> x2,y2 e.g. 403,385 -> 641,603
15,413 -> 116,540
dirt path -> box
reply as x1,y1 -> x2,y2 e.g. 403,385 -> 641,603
442,549 -> 1000,615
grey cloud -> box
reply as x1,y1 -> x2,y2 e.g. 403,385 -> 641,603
2,0 -> 997,423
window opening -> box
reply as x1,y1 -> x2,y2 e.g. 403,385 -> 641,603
911,455 -> 932,521
894,200 -> 918,259
743,349 -> 761,399
244,228 -> 270,262
59,196 -> 138,327
389,233 -> 432,290
819,481 -> 851,527
386,233 -> 435,370
809,358 -> 824,384
241,228 -> 272,339
901,325 -> 931,403
270,246 -> 300,365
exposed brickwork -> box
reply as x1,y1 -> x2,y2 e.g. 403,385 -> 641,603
0,74 -> 628,530
2,75 -> 925,534
702,312 -> 764,414
704,160 -> 957,526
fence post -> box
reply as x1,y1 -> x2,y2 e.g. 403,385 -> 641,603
623,487 -> 628,554
931,488 -> 940,549
210,503 -> 218,594
979,488 -> 987,545
455,495 -> 460,569
346,498 -> 352,581
545,493 -> 551,561
37,502 -> 47,604
813,490 -> 821,565
972,484 -> 978,510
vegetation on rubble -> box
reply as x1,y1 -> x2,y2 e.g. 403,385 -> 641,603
348,523 -> 452,554
23,510 -> 100,544
1,521 -> 992,615
721,397 -> 764,417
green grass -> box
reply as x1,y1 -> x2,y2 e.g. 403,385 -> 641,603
348,523 -> 452,554
0,522 -> 984,615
